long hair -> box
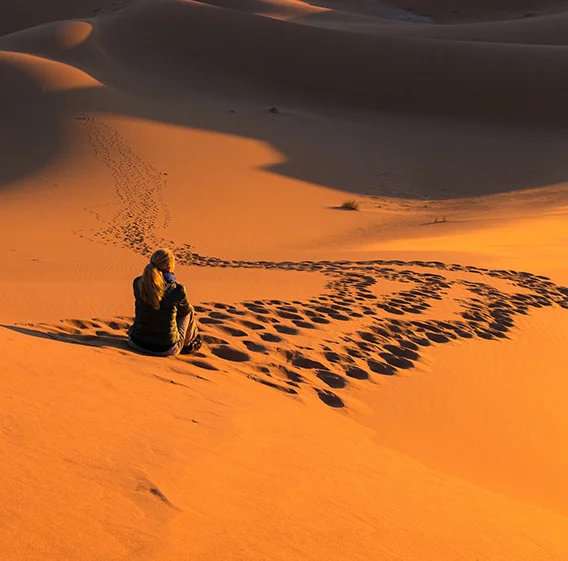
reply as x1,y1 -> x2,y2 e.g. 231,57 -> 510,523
137,248 -> 175,310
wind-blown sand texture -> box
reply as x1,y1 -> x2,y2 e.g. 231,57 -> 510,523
1,0 -> 568,559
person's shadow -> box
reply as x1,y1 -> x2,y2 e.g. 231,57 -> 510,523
1,324 -> 130,352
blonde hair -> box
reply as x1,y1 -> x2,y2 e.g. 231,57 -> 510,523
137,248 -> 175,310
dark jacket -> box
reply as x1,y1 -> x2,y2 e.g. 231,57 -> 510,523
129,276 -> 191,352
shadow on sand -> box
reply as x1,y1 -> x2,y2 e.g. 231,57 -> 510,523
1,324 -> 130,352
1,1 -> 568,201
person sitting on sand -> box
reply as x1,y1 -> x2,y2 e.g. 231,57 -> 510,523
128,248 -> 201,356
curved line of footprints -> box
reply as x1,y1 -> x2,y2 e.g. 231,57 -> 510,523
63,114 -> 568,408
185,255 -> 568,408
29,255 -> 568,409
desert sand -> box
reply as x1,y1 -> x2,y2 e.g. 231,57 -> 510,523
1,1 -> 568,559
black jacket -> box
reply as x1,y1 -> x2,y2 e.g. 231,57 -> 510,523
130,277 -> 191,351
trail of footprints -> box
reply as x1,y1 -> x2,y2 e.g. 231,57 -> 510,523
26,257 -> 568,409
57,115 -> 568,407
187,258 -> 568,408
74,113 -> 174,256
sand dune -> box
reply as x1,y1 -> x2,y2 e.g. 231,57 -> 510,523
4,324 -> 568,561
3,1 -> 568,121
84,2 -> 568,121
305,0 -> 568,22
0,1 -> 568,124
2,0 -> 568,559
0,0 -> 137,37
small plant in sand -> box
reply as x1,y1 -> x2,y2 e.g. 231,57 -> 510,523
340,200 -> 360,211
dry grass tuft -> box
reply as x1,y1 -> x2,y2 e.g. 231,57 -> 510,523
340,200 -> 360,211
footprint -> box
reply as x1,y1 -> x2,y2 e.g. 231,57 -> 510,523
346,347 -> 364,358
218,325 -> 248,337
278,366 -> 305,383
316,370 -> 347,389
329,312 -> 350,321
344,365 -> 369,380
292,320 -> 315,329
211,345 -> 250,362
202,334 -> 229,345
379,352 -> 414,370
199,317 -> 224,325
247,374 -> 298,395
274,324 -> 299,335
355,341 -> 373,352
136,477 -> 176,508
309,315 -> 330,324
260,332 -> 282,343
227,308 -> 247,316
410,335 -> 431,347
108,319 -> 130,330
277,310 -> 304,321
241,320 -> 265,331
399,340 -> 419,351
292,356 -> 326,370
383,344 -> 419,361
187,359 -> 218,371
209,311 -> 233,320
425,332 -> 451,343
243,303 -> 270,315
324,350 -> 342,363
66,319 -> 96,329
316,389 -> 345,408
358,331 -> 378,343
243,341 -> 267,353
367,359 -> 396,376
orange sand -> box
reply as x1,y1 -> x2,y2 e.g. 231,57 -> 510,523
1,1 -> 568,559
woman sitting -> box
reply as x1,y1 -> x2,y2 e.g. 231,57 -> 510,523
128,248 -> 201,356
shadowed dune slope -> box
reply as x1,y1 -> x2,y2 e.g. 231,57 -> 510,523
367,11 -> 568,44
308,0 -> 568,22
3,1 -> 568,122
2,1 -> 566,123
3,37 -> 568,202
0,0 -> 141,37
197,0 -> 568,23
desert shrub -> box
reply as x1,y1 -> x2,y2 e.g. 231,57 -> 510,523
340,200 -> 360,211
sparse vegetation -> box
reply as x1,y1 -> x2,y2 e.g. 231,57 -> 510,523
340,200 -> 360,211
